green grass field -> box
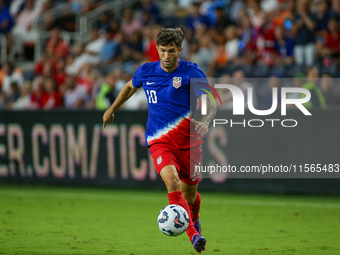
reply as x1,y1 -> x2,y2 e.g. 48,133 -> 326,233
0,186 -> 340,255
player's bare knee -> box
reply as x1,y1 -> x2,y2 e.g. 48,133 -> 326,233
165,177 -> 181,193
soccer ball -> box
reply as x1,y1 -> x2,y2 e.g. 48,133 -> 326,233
157,205 -> 189,236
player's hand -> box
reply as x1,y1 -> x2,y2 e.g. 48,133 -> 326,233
191,119 -> 209,136
103,110 -> 114,128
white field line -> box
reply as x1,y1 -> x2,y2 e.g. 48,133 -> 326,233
1,190 -> 340,209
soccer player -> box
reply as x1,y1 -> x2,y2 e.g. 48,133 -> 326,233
102,28 -> 216,253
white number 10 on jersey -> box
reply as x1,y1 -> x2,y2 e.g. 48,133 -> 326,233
146,90 -> 158,103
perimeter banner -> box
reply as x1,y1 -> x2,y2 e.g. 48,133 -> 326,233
0,110 -> 339,194
0,111 -> 159,188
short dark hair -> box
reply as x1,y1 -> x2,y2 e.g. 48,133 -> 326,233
157,28 -> 184,48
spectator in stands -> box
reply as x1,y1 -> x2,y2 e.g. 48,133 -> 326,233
331,0 -> 340,22
191,35 -> 215,74
188,39 -> 199,63
198,0 -> 225,26
274,26 -> 295,65
186,2 -> 211,32
249,1 -> 266,30
320,73 -> 340,107
255,11 -> 277,66
98,29 -> 121,66
34,54 -> 49,74
225,25 -> 239,63
292,0 -> 316,66
141,0 -> 160,24
239,14 -> 258,65
121,8 -> 142,39
179,25 -> 190,61
61,75 -> 87,109
95,73 -> 116,110
301,67 -> 325,108
46,28 -> 70,59
213,6 -> 233,32
0,0 -> 14,34
66,43 -> 87,76
315,0 -> 330,37
30,76 -> 45,109
208,42 -> 227,76
96,12 -> 111,32
320,18 -> 340,62
40,78 -> 63,109
84,27 -> 105,65
11,0 -> 40,57
230,0 -> 245,23
4,82 -> 20,108
36,60 -> 54,81
194,23 -> 207,41
109,19 -> 121,41
12,80 -> 32,110
54,58 -> 67,88
63,31 -> 102,77
1,62 -> 24,97
76,63 -> 93,95
144,25 -> 160,62
123,30 -> 144,62
142,11 -> 153,27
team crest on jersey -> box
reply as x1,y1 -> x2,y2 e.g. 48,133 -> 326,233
173,77 -> 182,89
157,156 -> 162,165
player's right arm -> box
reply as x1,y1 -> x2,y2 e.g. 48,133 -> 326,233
102,79 -> 137,128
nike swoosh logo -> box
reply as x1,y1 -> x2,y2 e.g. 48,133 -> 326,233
147,81 -> 156,85
174,219 -> 183,226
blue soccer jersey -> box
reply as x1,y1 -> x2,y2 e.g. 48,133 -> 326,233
132,59 -> 208,149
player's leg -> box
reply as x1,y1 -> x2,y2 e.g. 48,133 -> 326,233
150,142 -> 205,253
179,145 -> 202,226
177,145 -> 206,253
181,182 -> 202,235
160,165 -> 199,241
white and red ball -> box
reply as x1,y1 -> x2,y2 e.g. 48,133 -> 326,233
157,205 -> 189,236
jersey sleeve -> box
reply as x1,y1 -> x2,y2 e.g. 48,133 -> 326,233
132,65 -> 143,88
191,64 -> 210,98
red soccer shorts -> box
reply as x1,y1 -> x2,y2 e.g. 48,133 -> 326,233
149,139 -> 202,185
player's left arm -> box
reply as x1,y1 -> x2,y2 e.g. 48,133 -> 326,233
103,80 -> 138,128
192,95 -> 217,135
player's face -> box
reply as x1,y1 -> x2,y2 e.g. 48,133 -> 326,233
157,44 -> 182,71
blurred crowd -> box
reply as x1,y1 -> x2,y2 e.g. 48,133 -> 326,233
0,0 -> 340,110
